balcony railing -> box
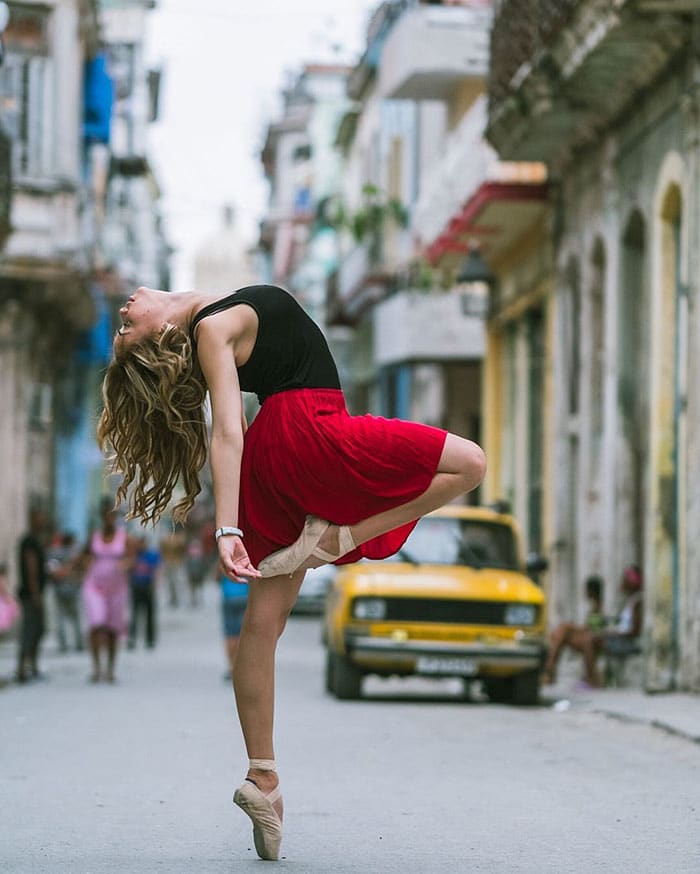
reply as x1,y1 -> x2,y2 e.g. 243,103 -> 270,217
413,96 -> 494,246
488,0 -> 579,109
373,289 -> 485,367
487,0 -> 693,160
379,1 -> 492,100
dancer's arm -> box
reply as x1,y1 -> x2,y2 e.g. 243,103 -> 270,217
196,321 -> 261,581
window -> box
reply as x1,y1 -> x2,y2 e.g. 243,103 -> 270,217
387,515 -> 519,571
526,308 -> 544,553
0,53 -> 51,177
563,258 -> 581,416
590,240 -> 605,443
293,143 -> 312,162
0,7 -> 51,178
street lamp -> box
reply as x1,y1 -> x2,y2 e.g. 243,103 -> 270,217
457,246 -> 495,318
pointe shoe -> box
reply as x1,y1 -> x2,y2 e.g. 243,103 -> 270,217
233,779 -> 283,861
257,516 -> 357,577
257,516 -> 330,577
309,524 -> 356,564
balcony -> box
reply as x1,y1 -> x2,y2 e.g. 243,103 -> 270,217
332,241 -> 393,323
379,2 -> 492,100
413,95 -> 495,247
487,0 -> 693,161
347,0 -> 407,100
413,95 -> 547,264
372,289 -> 485,367
4,180 -> 83,267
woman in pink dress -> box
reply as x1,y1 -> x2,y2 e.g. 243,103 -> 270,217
82,502 -> 129,683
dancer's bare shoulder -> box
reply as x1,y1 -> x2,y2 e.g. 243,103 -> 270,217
194,302 -> 258,368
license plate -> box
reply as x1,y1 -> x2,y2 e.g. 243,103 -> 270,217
416,656 -> 477,676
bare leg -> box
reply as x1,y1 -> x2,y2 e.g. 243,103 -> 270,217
225,636 -> 240,678
543,622 -> 575,682
233,569 -> 305,794
573,631 -> 603,687
308,434 -> 486,566
104,629 -> 118,682
89,628 -> 102,681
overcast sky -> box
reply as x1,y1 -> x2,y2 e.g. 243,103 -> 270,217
145,0 -> 376,289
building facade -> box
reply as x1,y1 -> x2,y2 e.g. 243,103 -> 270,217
0,0 -> 168,583
487,0 -> 700,691
0,0 -> 100,575
329,0 -> 487,445
57,0 -> 169,542
259,63 -> 352,329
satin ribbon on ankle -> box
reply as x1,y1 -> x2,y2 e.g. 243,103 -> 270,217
249,758 -> 277,771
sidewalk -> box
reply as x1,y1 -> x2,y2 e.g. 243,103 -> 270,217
544,659 -> 700,744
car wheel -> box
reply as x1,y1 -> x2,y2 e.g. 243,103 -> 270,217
483,677 -> 512,703
511,670 -> 541,706
324,649 -> 335,693
328,651 -> 363,700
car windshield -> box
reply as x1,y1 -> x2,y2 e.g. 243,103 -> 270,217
387,516 -> 519,571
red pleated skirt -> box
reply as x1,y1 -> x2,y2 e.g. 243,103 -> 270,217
238,389 -> 448,568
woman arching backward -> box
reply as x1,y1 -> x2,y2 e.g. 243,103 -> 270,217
99,284 -> 486,861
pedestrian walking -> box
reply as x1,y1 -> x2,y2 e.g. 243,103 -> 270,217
219,567 -> 248,681
0,562 -> 19,688
98,284 -> 486,860
0,560 -> 19,631
128,535 -> 160,649
186,536 -> 206,607
48,532 -> 84,653
159,527 -> 187,608
15,509 -> 48,683
82,500 -> 129,683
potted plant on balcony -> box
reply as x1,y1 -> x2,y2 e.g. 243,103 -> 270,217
317,184 -> 408,266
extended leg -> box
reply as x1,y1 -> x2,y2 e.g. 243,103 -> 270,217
225,636 -> 240,677
232,569 -> 305,793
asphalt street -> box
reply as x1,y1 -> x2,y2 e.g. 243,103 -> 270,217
1,585 -> 698,874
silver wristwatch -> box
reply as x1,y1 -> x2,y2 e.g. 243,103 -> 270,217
215,526 -> 244,541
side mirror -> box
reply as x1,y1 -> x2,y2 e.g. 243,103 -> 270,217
526,552 -> 548,576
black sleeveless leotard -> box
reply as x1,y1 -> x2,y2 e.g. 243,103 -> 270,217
189,285 -> 341,404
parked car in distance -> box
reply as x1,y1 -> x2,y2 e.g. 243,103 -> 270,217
323,505 -> 547,704
293,563 -> 337,615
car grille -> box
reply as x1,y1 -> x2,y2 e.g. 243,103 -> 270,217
376,598 -> 537,626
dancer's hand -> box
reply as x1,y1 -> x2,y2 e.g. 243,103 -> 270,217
218,535 -> 261,582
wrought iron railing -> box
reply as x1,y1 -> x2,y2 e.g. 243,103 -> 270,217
488,0 -> 580,107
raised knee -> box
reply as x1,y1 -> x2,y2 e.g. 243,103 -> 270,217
462,441 -> 486,489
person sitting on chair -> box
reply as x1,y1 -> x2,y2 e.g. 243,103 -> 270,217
542,575 -> 605,687
597,565 -> 643,660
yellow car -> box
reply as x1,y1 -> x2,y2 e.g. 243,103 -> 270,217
323,505 -> 547,705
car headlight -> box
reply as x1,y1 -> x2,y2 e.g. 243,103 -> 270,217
504,604 -> 537,626
353,597 -> 387,620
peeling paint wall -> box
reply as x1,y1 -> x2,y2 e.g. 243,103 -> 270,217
553,69 -> 699,690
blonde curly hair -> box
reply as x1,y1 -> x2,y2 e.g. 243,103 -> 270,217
98,323 -> 208,526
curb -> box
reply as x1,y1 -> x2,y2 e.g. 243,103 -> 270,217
594,707 -> 700,745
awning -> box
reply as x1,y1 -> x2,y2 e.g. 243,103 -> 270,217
426,180 -> 549,265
